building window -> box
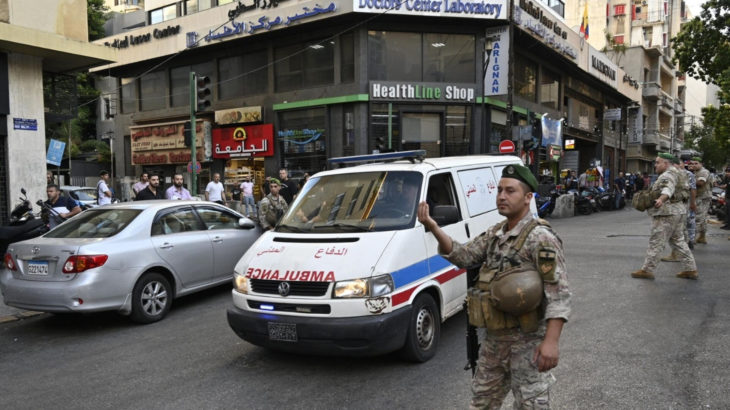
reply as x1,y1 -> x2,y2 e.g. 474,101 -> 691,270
170,62 -> 215,107
368,31 -> 422,81
275,39 -> 334,91
540,67 -> 560,110
444,105 -> 471,156
515,54 -> 537,102
423,33 -> 475,82
278,108 -> 328,173
120,78 -> 137,114
614,4 -> 625,15
341,32 -> 355,83
185,0 -> 198,14
140,71 -> 166,111
149,4 -> 177,24
218,50 -> 268,100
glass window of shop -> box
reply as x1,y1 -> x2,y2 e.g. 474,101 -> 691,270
275,40 -> 334,92
368,31 -> 475,82
120,78 -> 137,114
515,54 -> 537,102
444,106 -> 471,155
218,50 -> 268,100
140,71 -> 167,111
149,4 -> 177,24
170,61 -> 215,107
278,108 -> 328,174
341,32 -> 355,83
540,67 -> 560,110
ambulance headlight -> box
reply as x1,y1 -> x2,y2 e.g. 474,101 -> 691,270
233,272 -> 249,294
333,274 -> 393,298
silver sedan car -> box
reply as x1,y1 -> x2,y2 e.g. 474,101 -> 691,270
1,200 -> 262,323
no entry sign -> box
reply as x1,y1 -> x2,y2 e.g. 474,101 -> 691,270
499,140 -> 515,153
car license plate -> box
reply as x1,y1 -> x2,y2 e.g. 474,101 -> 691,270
27,261 -> 49,275
267,322 -> 297,342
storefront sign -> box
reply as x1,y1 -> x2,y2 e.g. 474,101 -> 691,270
215,106 -> 263,125
13,117 -> 37,130
589,48 -> 618,88
514,0 -> 578,62
104,25 -> 181,49
130,120 -> 212,165
541,116 -> 562,148
564,138 -> 575,149
484,26 -> 509,96
371,81 -> 477,102
603,108 -> 622,121
354,0 -> 506,19
213,124 -> 274,158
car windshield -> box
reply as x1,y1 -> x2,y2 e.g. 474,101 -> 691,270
45,209 -> 142,238
278,171 -> 422,233
72,189 -> 97,201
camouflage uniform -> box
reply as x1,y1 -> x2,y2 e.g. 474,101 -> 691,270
642,167 -> 696,273
258,193 -> 288,230
684,169 -> 696,244
694,166 -> 712,236
443,213 -> 571,409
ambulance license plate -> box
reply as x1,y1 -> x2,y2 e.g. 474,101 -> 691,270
267,322 -> 297,342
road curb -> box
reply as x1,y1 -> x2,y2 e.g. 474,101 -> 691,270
0,311 -> 44,324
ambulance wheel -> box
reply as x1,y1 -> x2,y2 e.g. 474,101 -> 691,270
400,293 -> 440,362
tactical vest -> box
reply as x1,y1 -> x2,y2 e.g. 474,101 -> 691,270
466,218 -> 556,334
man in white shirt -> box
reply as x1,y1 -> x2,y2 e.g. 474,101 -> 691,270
97,170 -> 112,206
240,176 -> 255,217
205,172 -> 227,204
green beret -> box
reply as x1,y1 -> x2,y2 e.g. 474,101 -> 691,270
269,178 -> 281,185
501,164 -> 538,192
691,156 -> 702,162
658,153 -> 674,161
671,156 -> 680,164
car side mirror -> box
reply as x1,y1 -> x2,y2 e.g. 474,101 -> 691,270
238,217 -> 256,230
431,205 -> 460,227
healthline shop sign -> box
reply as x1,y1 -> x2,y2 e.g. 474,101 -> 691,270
353,0 -> 507,19
370,81 -> 477,102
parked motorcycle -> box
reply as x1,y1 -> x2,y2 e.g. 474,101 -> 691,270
580,187 -> 602,213
568,188 -> 593,215
710,187 -> 726,221
534,189 -> 558,218
0,189 -> 49,256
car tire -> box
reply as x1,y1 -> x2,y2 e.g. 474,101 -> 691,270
130,272 -> 172,324
400,293 -> 440,363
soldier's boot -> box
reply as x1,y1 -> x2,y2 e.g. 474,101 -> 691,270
660,249 -> 681,262
631,270 -> 655,280
676,270 -> 699,280
696,232 -> 707,244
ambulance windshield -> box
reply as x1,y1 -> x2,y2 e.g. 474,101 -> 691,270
278,171 -> 423,233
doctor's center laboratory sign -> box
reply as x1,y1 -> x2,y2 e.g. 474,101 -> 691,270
353,0 -> 506,19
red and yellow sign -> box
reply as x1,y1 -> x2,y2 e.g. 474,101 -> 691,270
213,124 -> 274,158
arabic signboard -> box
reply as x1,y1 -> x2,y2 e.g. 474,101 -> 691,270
603,108 -> 622,121
212,124 -> 274,158
130,120 -> 212,165
46,139 -> 66,166
589,48 -> 618,89
484,26 -> 509,96
215,106 -> 263,125
457,167 -> 499,217
13,118 -> 37,131
514,0 -> 579,63
353,0 -> 507,19
370,81 -> 477,103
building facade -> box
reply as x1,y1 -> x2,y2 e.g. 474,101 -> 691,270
93,0 -> 638,200
0,0 -> 115,223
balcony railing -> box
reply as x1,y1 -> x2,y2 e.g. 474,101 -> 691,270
642,82 -> 661,101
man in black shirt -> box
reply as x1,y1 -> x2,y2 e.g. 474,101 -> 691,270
44,184 -> 82,229
278,168 -> 299,204
135,174 -> 166,200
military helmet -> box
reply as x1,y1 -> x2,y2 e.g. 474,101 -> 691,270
489,267 -> 543,316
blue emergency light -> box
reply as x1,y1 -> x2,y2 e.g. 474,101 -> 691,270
328,150 -> 427,165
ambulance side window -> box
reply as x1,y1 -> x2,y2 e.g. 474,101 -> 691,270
427,173 -> 461,226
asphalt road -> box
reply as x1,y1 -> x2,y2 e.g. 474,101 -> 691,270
1,208 -> 728,409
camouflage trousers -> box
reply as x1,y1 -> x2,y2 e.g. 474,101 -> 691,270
642,214 -> 697,273
696,198 -> 710,234
471,333 -> 555,409
684,207 -> 696,243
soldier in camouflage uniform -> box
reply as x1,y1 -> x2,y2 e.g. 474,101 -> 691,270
662,158 -> 697,261
632,153 -> 698,280
691,157 -> 712,244
418,164 -> 571,409
258,178 -> 288,231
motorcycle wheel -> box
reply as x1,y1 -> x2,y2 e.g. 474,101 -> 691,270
578,203 -> 593,215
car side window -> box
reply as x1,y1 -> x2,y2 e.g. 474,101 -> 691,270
151,207 -> 204,236
195,207 -> 239,230
426,172 -> 461,225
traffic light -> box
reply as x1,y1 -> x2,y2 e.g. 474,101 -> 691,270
194,75 -> 211,112
183,121 -> 192,147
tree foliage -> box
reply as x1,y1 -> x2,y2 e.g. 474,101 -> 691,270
87,0 -> 109,41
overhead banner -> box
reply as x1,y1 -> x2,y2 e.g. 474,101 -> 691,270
541,116 -> 562,148
484,25 -> 509,96
212,124 -> 274,158
353,0 -> 507,19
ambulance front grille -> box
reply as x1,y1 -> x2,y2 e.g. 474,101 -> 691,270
250,279 -> 330,296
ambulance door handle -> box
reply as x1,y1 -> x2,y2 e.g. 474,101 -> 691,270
465,223 -> 471,238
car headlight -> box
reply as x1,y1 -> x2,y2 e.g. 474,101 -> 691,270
233,272 -> 249,294
333,274 -> 393,298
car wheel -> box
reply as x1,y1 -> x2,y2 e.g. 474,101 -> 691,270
400,293 -> 440,362
130,272 -> 172,324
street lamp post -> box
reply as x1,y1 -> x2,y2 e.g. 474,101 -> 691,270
482,36 -> 495,153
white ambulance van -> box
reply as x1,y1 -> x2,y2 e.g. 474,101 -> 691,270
227,151 -> 537,362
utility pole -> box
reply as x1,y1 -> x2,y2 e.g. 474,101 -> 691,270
506,0 -> 515,148
189,71 -> 197,196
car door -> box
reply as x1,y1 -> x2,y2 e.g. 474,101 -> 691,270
194,205 -> 258,282
149,206 -> 213,288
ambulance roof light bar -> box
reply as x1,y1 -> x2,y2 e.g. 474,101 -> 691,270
328,150 -> 427,166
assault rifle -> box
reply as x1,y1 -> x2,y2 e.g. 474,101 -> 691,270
464,265 -> 480,375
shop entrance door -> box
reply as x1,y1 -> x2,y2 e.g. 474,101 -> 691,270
401,112 -> 442,158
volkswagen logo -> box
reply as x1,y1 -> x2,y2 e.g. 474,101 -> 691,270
277,281 -> 291,297
31,246 -> 40,255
